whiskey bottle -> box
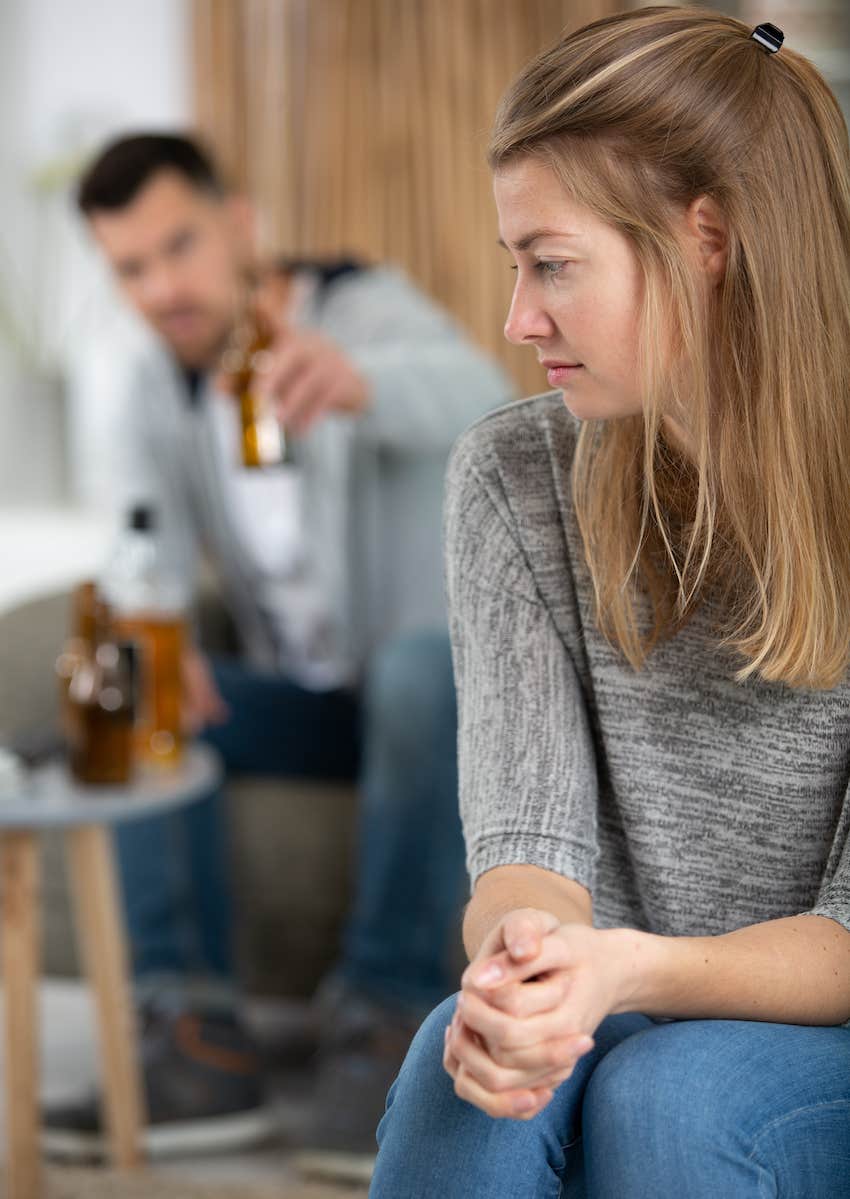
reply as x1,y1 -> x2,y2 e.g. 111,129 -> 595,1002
100,505 -> 188,769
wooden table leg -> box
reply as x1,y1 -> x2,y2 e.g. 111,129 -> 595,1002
0,831 -> 41,1199
66,825 -> 147,1168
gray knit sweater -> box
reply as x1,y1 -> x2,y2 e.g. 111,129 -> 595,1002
445,392 -> 850,946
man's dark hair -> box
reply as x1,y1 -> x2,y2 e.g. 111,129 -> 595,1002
77,133 -> 225,216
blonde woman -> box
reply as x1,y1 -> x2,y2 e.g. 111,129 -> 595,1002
369,6 -> 850,1196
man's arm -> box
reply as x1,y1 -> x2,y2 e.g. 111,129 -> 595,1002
251,269 -> 514,448
610,913 -> 850,1027
329,268 -> 516,451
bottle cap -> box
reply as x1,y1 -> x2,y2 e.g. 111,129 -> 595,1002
128,504 -> 156,532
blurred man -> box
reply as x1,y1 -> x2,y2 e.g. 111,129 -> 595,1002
46,134 -> 513,1177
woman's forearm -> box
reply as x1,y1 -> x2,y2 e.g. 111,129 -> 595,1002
609,913 -> 850,1026
463,863 -> 593,960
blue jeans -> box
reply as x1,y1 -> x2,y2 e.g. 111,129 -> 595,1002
370,994 -> 850,1197
115,631 -> 466,1014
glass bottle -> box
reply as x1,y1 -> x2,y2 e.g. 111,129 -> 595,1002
100,504 -> 188,769
66,607 -> 135,786
223,306 -> 294,469
56,580 -> 101,743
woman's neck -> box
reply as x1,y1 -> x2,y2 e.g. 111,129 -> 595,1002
661,415 -> 695,460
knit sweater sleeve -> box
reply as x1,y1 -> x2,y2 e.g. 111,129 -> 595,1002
801,784 -> 850,937
444,423 -> 600,893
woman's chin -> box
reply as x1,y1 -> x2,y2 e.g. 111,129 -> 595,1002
559,392 -> 603,422
559,388 -> 640,423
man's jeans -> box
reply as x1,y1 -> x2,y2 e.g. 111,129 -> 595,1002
370,994 -> 850,1197
114,630 -> 467,1014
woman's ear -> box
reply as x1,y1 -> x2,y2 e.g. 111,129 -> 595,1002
684,194 -> 729,285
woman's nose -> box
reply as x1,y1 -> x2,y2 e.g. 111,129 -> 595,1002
503,282 -> 555,346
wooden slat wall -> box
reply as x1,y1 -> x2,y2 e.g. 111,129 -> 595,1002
192,0 -> 619,396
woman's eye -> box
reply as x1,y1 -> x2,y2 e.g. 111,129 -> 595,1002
509,262 -> 569,277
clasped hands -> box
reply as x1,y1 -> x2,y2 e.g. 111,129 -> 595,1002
444,908 -> 624,1121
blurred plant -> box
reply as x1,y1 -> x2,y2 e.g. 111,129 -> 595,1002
0,147 -> 89,375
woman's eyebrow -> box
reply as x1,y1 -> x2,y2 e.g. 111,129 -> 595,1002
497,228 -> 581,252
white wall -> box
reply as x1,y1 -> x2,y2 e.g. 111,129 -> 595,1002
0,0 -> 190,604
17,0 -> 189,163
0,0 -> 191,506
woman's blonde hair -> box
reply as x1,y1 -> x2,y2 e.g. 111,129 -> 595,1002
489,5 -> 850,688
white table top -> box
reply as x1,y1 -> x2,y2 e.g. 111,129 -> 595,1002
0,505 -> 113,616
0,743 -> 223,830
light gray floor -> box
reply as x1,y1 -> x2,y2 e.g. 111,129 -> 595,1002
0,978 -> 325,1189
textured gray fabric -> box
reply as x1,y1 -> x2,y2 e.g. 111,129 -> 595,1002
445,392 -> 850,948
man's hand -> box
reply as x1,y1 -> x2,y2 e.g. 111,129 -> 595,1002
255,326 -> 370,436
181,645 -> 230,736
444,908 -> 626,1121
216,271 -> 371,438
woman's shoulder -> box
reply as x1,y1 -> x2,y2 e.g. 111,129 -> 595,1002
448,390 -> 580,492
445,391 -> 581,581
443,388 -> 582,599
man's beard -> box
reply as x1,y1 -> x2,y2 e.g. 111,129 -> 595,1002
153,308 -> 232,370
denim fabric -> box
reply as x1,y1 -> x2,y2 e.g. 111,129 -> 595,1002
371,994 -> 850,1198
115,631 -> 466,1013
336,630 -> 465,1012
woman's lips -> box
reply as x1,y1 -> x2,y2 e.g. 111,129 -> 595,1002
544,363 -> 583,386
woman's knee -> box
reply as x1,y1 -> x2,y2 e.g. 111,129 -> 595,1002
582,1020 -> 850,1196
373,992 -> 570,1199
379,993 -> 459,1135
583,1021 -> 739,1142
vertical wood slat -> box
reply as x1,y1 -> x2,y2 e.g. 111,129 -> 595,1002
193,0 -> 247,191
245,1 -> 275,250
192,0 -> 621,396
407,3 -> 430,284
286,0 -> 310,247
362,0 -> 384,260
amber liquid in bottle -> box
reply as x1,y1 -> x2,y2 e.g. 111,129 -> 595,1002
55,580 -> 100,742
101,504 -> 188,771
67,637 -> 135,786
112,612 -> 185,768
224,302 -> 294,468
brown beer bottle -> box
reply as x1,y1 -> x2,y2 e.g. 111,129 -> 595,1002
223,306 -> 294,469
66,604 -> 135,786
55,580 -> 100,741
101,505 -> 188,769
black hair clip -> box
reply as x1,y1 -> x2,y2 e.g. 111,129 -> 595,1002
750,22 -> 784,54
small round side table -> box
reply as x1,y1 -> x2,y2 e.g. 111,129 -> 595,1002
0,743 -> 222,1199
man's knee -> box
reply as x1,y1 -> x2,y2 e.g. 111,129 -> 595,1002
364,631 -> 456,742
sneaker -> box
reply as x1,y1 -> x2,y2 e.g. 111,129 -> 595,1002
42,1003 -> 277,1162
293,989 -> 421,1185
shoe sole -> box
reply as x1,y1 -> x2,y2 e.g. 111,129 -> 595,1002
292,1148 -> 376,1185
42,1108 -> 278,1163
